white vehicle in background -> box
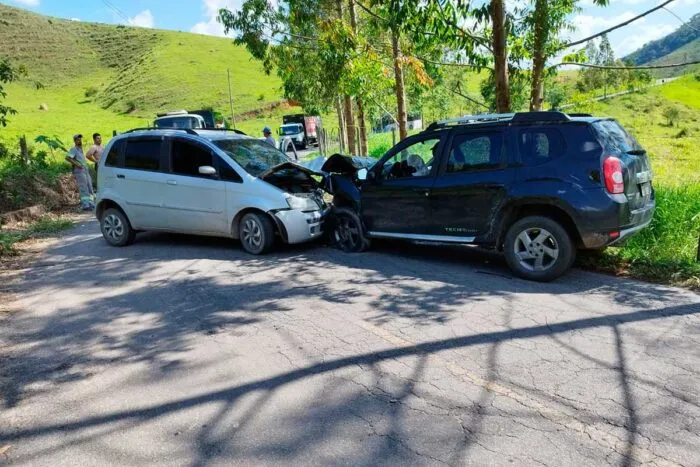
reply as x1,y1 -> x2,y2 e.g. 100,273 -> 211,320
95,128 -> 327,255
279,123 -> 305,149
154,110 -> 206,129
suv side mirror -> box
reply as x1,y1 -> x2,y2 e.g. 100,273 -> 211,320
198,165 -> 217,176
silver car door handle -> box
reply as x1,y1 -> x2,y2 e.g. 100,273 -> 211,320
167,180 -> 177,185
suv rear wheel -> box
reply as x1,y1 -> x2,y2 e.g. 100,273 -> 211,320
240,212 -> 275,255
504,216 -> 575,282
101,208 -> 136,247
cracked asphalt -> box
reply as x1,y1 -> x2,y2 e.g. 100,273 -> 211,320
1,218 -> 699,466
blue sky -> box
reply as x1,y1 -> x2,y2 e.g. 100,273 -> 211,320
1,0 -> 698,58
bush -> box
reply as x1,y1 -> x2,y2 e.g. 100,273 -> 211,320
125,100 -> 138,113
257,93 -> 265,101
662,106 -> 681,126
84,86 -> 99,98
675,128 -> 689,138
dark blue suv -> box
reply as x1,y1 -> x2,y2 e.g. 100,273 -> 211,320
329,111 -> 655,282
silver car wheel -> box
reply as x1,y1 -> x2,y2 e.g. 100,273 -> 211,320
513,227 -> 559,272
103,214 -> 124,241
242,218 -> 263,250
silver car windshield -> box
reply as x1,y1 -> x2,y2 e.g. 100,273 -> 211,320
213,139 -> 291,177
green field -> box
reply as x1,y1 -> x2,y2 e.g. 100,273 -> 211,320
0,3 -> 285,144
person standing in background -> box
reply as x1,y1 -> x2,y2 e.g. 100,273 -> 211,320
86,133 -> 103,170
65,134 -> 95,211
262,127 -> 276,147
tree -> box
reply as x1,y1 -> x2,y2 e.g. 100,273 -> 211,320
490,0 -> 510,112
0,57 -> 25,127
524,0 -> 608,111
663,106 -> 680,127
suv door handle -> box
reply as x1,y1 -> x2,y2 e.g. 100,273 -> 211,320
116,174 -> 125,179
167,180 -> 177,186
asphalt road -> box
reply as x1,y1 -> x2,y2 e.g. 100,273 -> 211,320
1,219 -> 699,466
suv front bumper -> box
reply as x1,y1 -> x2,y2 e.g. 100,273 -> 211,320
272,209 -> 325,244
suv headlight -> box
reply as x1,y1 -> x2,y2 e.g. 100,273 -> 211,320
286,194 -> 318,211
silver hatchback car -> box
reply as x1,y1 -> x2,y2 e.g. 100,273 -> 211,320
95,129 -> 327,254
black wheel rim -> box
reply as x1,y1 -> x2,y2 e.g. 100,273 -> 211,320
334,215 -> 360,251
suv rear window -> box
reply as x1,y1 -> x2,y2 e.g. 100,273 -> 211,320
593,120 -> 642,153
125,139 -> 162,171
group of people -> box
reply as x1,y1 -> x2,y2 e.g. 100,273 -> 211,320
66,133 -> 103,211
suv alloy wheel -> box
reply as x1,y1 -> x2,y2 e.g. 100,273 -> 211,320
504,216 -> 575,282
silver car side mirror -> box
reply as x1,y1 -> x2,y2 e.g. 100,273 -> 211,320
198,165 -> 217,176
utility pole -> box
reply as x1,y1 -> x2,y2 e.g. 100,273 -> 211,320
227,69 -> 237,129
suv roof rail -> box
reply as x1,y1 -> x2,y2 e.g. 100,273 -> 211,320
426,111 -> 572,131
567,113 -> 592,117
511,111 -> 570,123
123,127 -> 198,135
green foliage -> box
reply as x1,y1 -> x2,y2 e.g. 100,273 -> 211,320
544,81 -> 568,109
662,105 -> 681,126
0,55 -> 26,127
84,86 -> 99,98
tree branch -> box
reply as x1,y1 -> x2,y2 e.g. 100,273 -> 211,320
450,83 -> 489,109
561,0 -> 677,49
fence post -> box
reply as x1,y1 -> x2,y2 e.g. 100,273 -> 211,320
697,234 -> 699,262
19,135 -> 28,166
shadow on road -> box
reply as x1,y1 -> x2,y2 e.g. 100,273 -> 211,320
1,225 -> 698,465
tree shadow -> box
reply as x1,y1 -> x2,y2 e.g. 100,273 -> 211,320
1,222 -> 698,464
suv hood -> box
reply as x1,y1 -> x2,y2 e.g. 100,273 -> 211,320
320,154 -> 376,175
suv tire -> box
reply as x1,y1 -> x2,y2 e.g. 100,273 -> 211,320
504,216 -> 575,282
100,208 -> 136,247
330,207 -> 370,253
240,212 -> 275,255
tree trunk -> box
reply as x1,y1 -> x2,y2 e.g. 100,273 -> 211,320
336,96 -> 346,154
529,0 -> 547,111
344,95 -> 356,155
19,135 -> 28,166
490,0 -> 510,113
348,0 -> 367,155
357,98 -> 368,155
392,28 -> 408,140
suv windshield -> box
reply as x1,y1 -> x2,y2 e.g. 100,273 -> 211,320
593,120 -> 642,153
281,125 -> 302,135
213,139 -> 290,177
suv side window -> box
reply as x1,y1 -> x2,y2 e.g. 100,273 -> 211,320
381,135 -> 442,180
518,128 -> 566,166
446,132 -> 504,173
171,139 -> 213,177
124,139 -> 162,171
105,140 -> 123,167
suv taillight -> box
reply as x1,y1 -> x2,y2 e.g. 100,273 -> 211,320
603,156 -> 624,194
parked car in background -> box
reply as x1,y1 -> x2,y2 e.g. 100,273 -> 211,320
95,128 -> 327,254
154,110 -> 206,129
327,111 -> 655,282
282,114 -> 320,147
279,123 -> 306,149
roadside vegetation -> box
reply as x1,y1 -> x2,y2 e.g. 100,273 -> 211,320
0,214 -> 73,256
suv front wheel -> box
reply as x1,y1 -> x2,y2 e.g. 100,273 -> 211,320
504,216 -> 575,282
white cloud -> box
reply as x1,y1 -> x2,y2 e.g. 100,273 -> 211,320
127,9 -> 154,28
615,23 -> 677,56
191,0 -> 240,37
570,12 -> 642,41
70,17 -> 80,22
10,0 -> 40,6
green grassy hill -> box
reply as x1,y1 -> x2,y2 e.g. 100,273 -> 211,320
648,38 -> 700,78
0,3 -> 287,141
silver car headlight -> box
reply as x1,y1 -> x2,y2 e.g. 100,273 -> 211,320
285,194 -> 318,211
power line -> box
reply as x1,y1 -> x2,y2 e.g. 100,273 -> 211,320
555,59 -> 700,69
662,7 -> 700,34
561,0 -> 677,50
101,0 -> 130,23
